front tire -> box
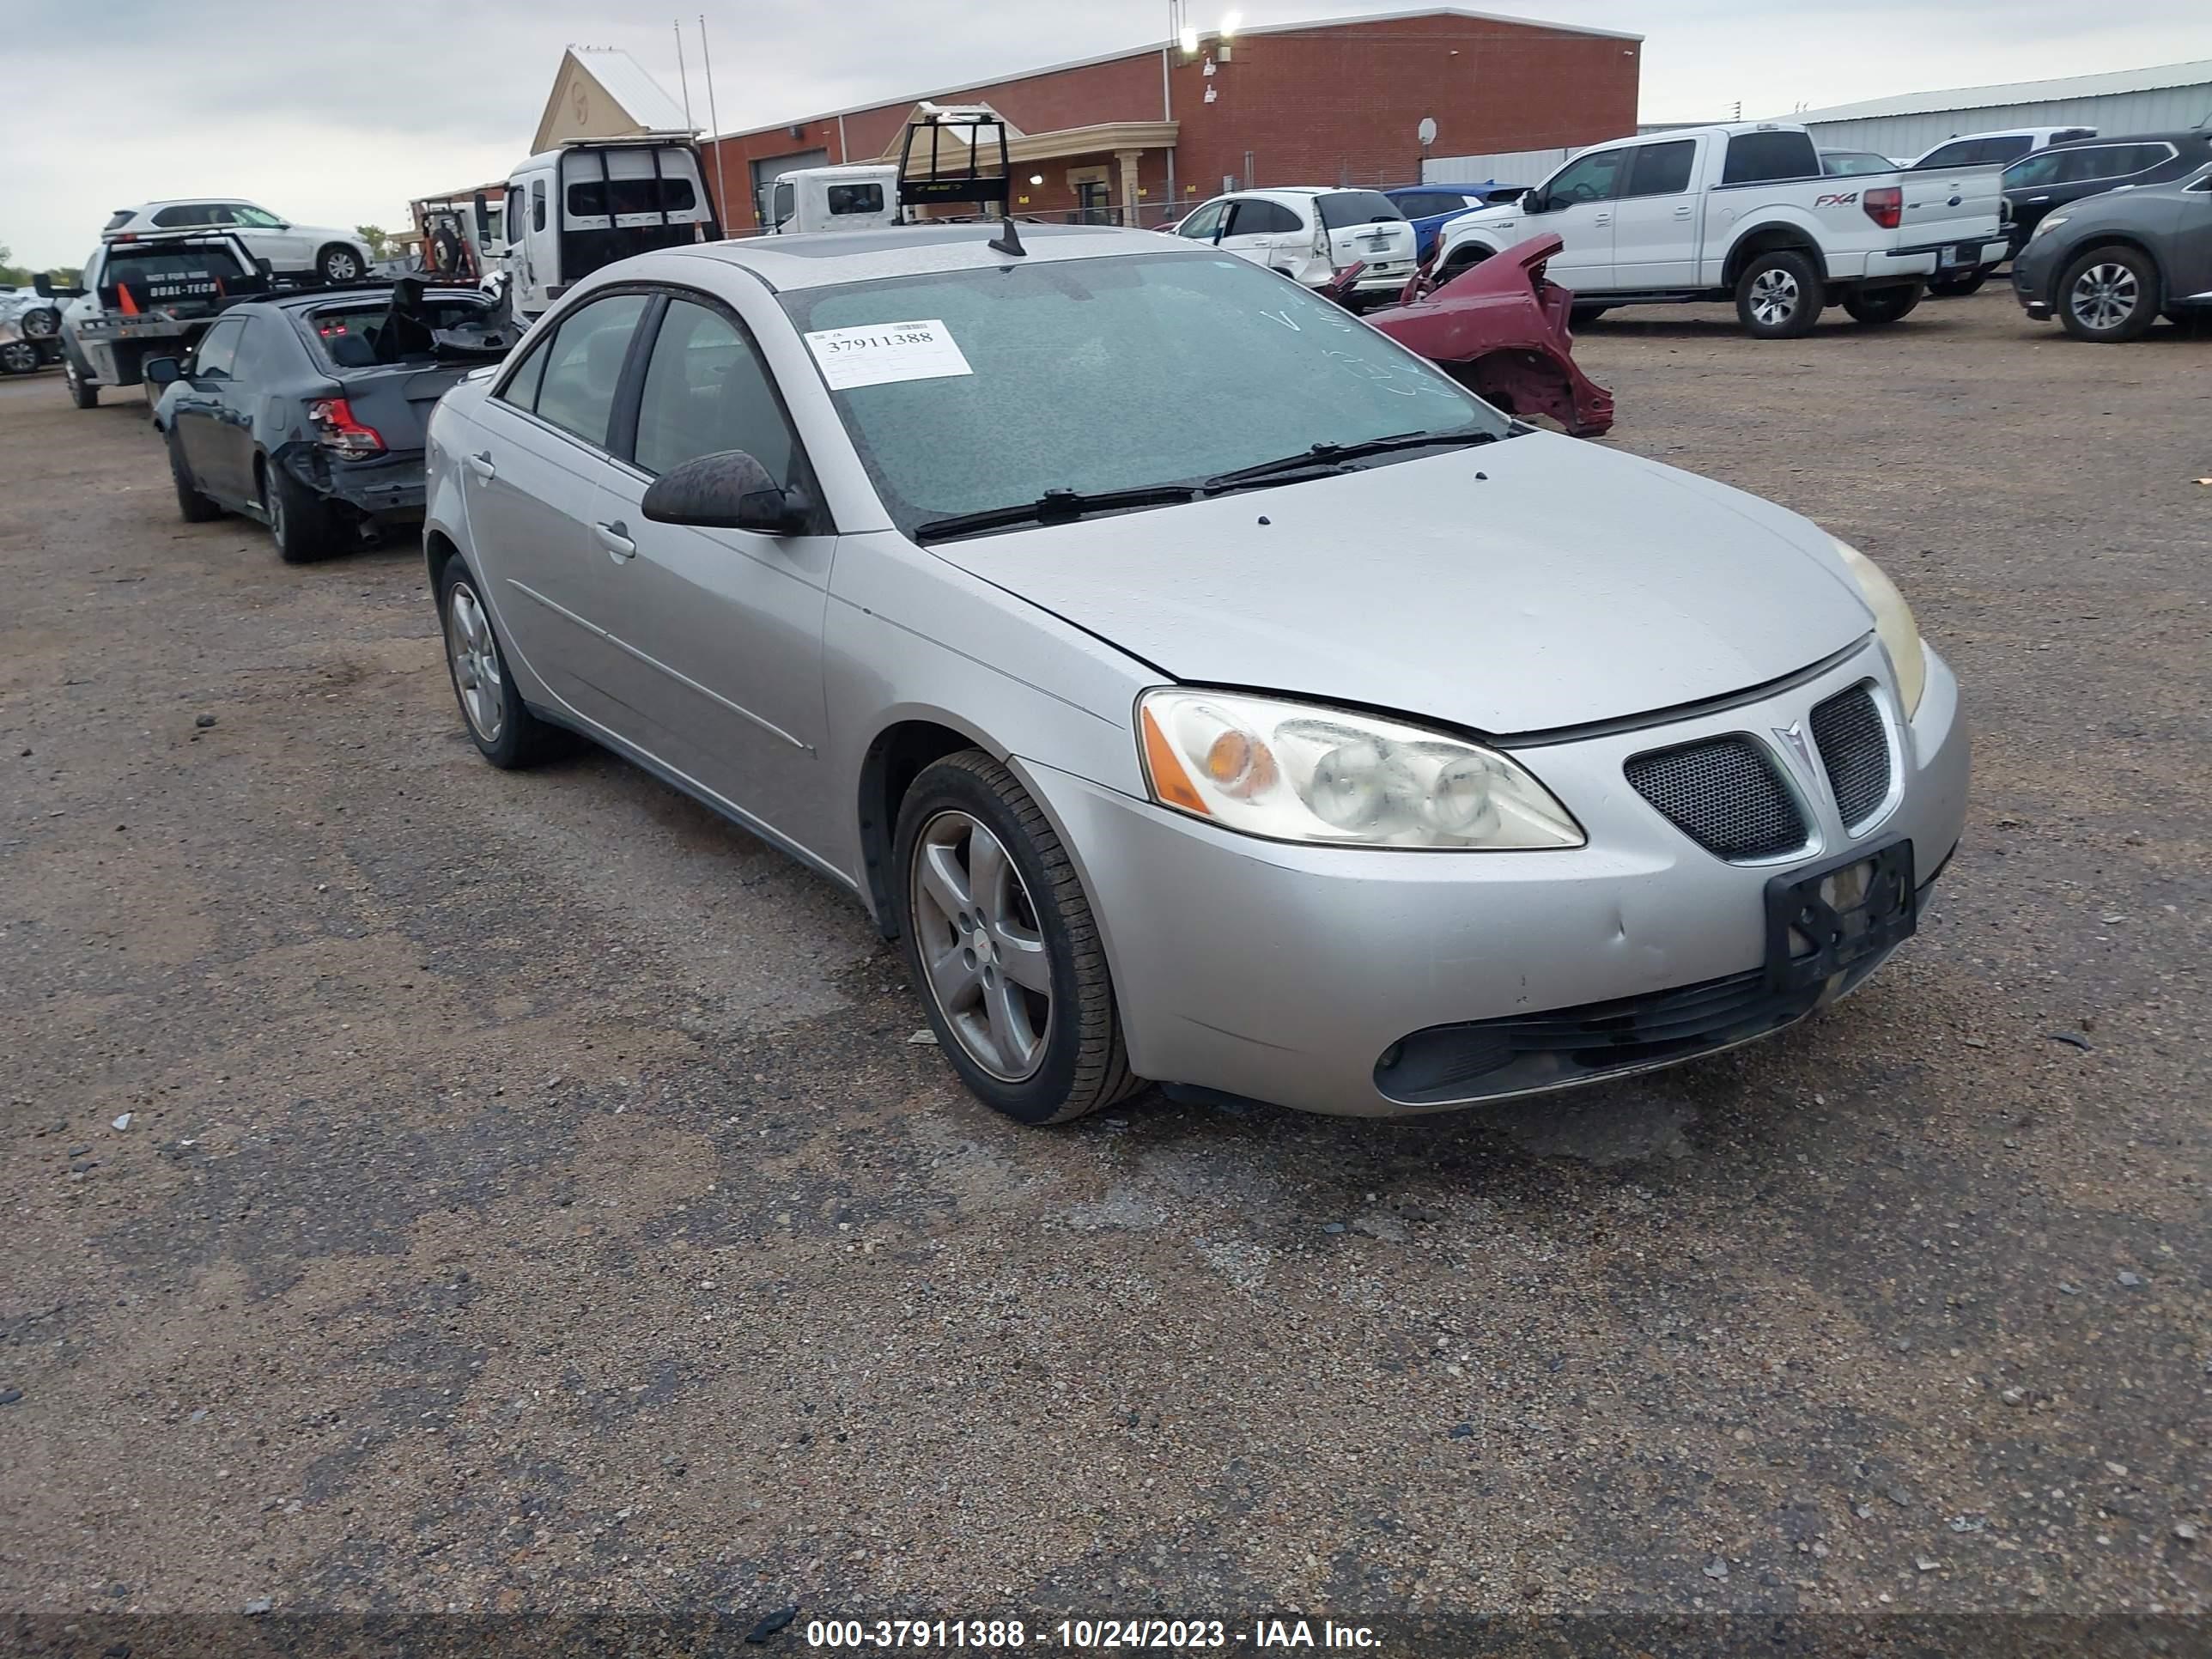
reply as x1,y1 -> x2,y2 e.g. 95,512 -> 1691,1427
1841,283 -> 1923,325
437,560 -> 563,769
895,750 -> 1139,1126
317,244 -> 366,285
2057,245 -> 2160,343
1735,249 -> 1822,338
166,428 -> 223,522
0,341 -> 35,374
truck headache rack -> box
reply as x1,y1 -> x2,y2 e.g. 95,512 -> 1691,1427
896,106 -> 1013,216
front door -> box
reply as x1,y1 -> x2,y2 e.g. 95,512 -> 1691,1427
1609,139 -> 1701,288
584,293 -> 834,847
173,317 -> 246,501
1524,148 -> 1629,288
460,289 -> 652,730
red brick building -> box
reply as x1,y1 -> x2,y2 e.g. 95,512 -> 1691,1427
702,8 -> 1641,232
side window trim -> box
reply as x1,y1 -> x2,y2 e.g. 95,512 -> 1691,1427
490,286 -> 657,461
605,293 -> 670,466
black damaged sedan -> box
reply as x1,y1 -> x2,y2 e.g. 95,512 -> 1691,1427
149,280 -> 516,562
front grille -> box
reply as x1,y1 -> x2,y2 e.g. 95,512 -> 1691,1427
1625,737 -> 1807,860
1811,684 -> 1892,827
1373,946 -> 1899,1106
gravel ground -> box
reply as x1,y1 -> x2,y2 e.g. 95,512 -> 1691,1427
1,289 -> 2208,1648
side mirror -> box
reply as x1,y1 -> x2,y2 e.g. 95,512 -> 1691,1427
472,191 -> 490,240
143,356 -> 182,386
641,451 -> 811,535
1522,193 -> 1550,214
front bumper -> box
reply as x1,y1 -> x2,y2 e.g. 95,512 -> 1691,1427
1019,641 -> 1968,1117
2012,246 -> 2058,318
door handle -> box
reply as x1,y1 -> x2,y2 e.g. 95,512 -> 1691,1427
465,450 -> 495,481
1593,212 -> 1612,226
595,520 -> 637,562
1673,204 -> 1693,218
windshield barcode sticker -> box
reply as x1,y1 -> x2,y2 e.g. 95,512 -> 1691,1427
803,319 -> 973,390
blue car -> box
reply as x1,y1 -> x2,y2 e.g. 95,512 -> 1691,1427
1383,183 -> 1500,261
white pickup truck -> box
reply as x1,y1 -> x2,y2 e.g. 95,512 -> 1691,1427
1430,121 -> 2009,337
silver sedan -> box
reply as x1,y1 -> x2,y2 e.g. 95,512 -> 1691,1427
421,223 -> 1968,1125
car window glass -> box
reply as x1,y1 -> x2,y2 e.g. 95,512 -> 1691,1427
1917,141 -> 1974,169
771,180 -> 796,228
567,177 -> 698,218
151,205 -> 204,228
2115,143 -> 2174,176
1177,200 -> 1225,239
1228,200 -> 1296,235
1316,191 -> 1403,228
191,319 -> 243,379
1721,131 -> 1818,184
1625,140 -> 1695,198
103,242 -> 252,295
633,298 -> 799,484
497,330 -> 551,410
200,205 -> 237,225
1545,149 -> 1629,205
230,205 -> 285,228
2004,151 -> 2065,188
503,187 -> 524,245
781,250 -> 1502,538
529,292 -> 649,447
1984,137 -> 2033,163
102,210 -> 132,234
532,180 -> 547,233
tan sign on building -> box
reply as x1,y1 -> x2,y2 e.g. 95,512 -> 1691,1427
532,46 -> 694,153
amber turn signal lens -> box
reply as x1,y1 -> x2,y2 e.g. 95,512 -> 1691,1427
1140,706 -> 1211,815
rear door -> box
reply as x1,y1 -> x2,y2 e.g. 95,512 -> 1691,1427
172,317 -> 246,499
1522,148 -> 1629,286
460,289 -> 653,731
1609,137 -> 1702,286
1217,198 -> 1305,276
584,291 -> 835,842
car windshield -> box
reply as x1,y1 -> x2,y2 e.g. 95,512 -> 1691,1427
230,206 -> 286,228
104,244 -> 251,284
1316,191 -> 1404,228
778,250 -> 1505,538
305,296 -> 491,365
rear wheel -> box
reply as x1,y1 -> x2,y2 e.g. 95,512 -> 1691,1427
64,349 -> 98,409
438,560 -> 564,769
1841,283 -> 1923,325
1734,249 -> 1822,338
316,244 -> 365,285
1929,270 -> 1988,298
260,457 -> 337,563
2057,245 -> 2160,343
166,427 -> 223,522
895,750 -> 1139,1126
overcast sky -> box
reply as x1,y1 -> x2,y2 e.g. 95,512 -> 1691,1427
6,0 -> 2209,267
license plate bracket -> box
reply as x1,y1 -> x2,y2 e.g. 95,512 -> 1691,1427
1943,243 -> 1980,269
1764,838 -> 1915,993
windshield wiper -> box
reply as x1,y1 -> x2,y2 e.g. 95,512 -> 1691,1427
914,483 -> 1199,544
1202,428 -> 1506,490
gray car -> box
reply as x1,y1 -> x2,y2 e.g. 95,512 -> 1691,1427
421,223 -> 1968,1125
2011,162 -> 2212,341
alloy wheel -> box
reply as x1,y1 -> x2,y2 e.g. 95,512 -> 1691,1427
445,581 -> 505,743
2069,263 -> 2138,332
0,342 -> 34,374
908,810 -> 1053,1082
325,252 -> 362,282
1748,269 -> 1800,328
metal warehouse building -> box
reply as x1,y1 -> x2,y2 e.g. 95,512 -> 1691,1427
702,8 -> 1642,232
1788,59 -> 2212,161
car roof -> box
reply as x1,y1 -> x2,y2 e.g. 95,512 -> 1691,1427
654,222 -> 1189,292
133,198 -> 253,210
2043,130 -> 2204,149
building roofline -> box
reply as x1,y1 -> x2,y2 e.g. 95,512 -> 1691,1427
707,8 -> 1643,142
1784,58 -> 2212,125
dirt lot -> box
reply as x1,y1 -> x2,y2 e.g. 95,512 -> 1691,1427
2,289 -> 2209,1647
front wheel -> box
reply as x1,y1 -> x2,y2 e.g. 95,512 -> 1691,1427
1841,283 -> 1923,325
0,341 -> 35,374
317,244 -> 366,285
2057,245 -> 2160,343
1735,249 -> 1822,338
895,750 -> 1139,1126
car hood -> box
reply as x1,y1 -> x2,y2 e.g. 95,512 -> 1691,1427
928,433 -> 1875,736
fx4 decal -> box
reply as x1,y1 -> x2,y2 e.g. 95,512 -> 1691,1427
1815,191 -> 1861,208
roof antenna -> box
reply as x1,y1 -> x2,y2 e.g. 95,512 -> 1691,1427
988,216 -> 1027,258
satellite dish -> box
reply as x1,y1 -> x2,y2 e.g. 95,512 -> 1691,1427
1417,117 -> 1438,148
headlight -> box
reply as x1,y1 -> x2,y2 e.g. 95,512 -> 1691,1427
2030,213 -> 2069,242
1832,538 -> 1927,718
1136,690 -> 1583,850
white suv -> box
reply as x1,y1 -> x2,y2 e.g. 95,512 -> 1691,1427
1171,187 -> 1418,305
101,201 -> 374,286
